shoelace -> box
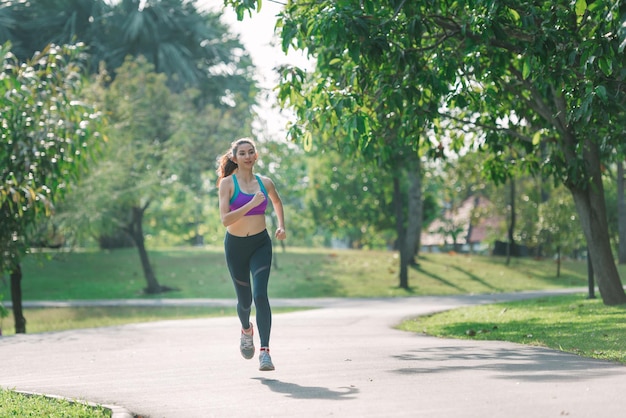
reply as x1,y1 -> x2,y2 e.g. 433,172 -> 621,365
241,332 -> 254,349
260,352 -> 272,364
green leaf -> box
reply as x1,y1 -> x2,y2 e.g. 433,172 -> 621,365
507,7 -> 520,22
598,56 -> 612,76
575,0 -> 587,19
303,130 -> 313,152
522,57 -> 531,80
595,85 -> 608,104
356,114 -> 366,135
619,18 -> 626,53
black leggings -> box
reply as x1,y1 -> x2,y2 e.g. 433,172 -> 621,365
224,230 -> 273,347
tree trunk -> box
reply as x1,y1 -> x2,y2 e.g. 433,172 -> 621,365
127,205 -> 163,294
587,247 -> 596,299
10,264 -> 26,334
556,245 -> 561,278
568,143 -> 626,305
405,156 -> 423,265
618,160 -> 626,264
505,178 -> 516,265
394,175 -> 409,289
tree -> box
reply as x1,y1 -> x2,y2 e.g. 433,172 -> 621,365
227,0 -> 626,305
304,148 -> 396,248
1,43 -> 103,332
164,88 -> 256,246
4,0 -> 259,248
68,56 -> 176,294
252,139 -> 313,249
1,0 -> 256,101
618,161 -> 626,264
0,0 -> 110,63
275,5 -> 432,287
447,1 -> 626,304
536,185 -> 585,276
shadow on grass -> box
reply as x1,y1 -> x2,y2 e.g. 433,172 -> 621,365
446,265 -> 503,292
253,377 -> 359,400
410,264 -> 467,293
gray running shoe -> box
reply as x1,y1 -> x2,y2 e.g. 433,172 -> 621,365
259,349 -> 275,371
240,325 -> 255,359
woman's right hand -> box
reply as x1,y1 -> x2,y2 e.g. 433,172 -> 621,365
250,191 -> 266,206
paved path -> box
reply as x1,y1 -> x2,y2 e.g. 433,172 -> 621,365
1,290 -> 625,418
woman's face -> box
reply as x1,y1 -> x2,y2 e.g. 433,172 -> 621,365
233,142 -> 257,167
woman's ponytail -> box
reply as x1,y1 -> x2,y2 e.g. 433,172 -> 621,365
216,153 -> 238,186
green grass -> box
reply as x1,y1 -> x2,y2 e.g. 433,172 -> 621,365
398,293 -> 626,364
0,389 -> 111,417
14,247 -> 593,300
0,306 -> 302,335
0,306 -> 235,335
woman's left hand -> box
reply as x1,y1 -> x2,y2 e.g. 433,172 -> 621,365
275,227 -> 286,240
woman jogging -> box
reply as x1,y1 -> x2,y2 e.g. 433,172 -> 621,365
217,138 -> 286,371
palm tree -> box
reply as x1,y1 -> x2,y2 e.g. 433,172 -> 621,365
1,0 -> 256,104
0,3 -> 15,46
1,0 -> 109,62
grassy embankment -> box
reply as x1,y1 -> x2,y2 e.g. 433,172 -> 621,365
0,390 -> 110,418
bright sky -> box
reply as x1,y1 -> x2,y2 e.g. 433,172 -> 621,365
199,0 -> 312,140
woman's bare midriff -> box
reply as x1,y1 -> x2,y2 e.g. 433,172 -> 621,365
226,214 -> 267,237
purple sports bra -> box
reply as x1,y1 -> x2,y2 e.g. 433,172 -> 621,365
229,175 -> 268,216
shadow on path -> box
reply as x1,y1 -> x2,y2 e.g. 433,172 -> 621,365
253,377 -> 359,400
390,345 -> 624,382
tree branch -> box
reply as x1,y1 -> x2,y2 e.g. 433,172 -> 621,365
438,110 -> 535,144
379,0 -> 408,26
506,65 -> 564,134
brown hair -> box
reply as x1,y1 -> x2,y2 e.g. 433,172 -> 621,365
216,138 -> 256,186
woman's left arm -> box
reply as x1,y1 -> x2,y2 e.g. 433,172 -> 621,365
264,177 -> 286,240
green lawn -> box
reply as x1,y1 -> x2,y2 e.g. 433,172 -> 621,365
0,389 -> 110,418
398,293 -> 626,364
14,247 -> 592,300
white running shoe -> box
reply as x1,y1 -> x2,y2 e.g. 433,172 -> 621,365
240,325 -> 255,359
259,348 -> 275,371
